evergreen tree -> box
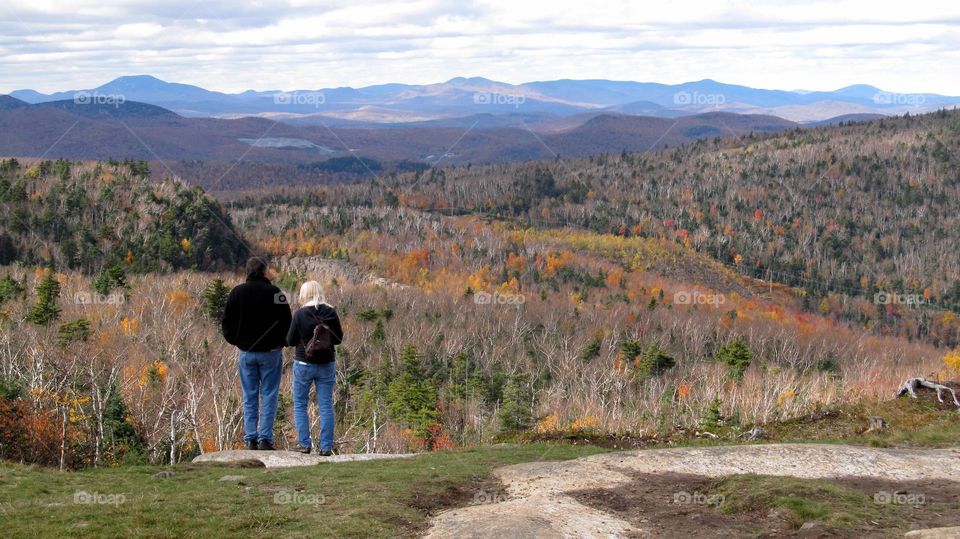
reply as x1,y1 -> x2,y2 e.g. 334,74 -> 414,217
499,373 -> 534,431
635,344 -> 676,378
27,272 -> 61,326
201,278 -> 229,321
93,264 -> 128,296
385,345 -> 439,435
715,336 -> 753,380
0,275 -> 24,305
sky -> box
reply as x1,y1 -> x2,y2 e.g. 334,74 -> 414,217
1,0 -> 959,95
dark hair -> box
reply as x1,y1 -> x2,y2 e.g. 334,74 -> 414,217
246,256 -> 268,278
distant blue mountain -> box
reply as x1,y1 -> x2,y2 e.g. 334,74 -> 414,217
8,75 -> 960,122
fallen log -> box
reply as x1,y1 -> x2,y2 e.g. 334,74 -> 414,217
896,378 -> 960,408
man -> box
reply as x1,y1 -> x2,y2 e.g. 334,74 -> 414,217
222,257 -> 292,450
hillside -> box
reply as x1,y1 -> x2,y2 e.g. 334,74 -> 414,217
300,109 -> 960,346
0,158 -> 246,272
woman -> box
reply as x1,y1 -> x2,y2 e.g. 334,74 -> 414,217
285,280 -> 344,456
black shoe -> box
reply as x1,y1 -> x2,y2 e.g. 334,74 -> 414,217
246,440 -> 258,451
295,446 -> 311,454
257,439 -> 275,451
318,449 -> 333,457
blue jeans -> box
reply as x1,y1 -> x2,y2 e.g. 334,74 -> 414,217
237,349 -> 283,443
293,360 -> 336,451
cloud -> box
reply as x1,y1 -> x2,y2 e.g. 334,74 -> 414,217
0,0 -> 958,94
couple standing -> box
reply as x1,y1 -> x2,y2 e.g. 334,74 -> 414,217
221,257 -> 344,455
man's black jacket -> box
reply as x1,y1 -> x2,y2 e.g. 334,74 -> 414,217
221,275 -> 292,352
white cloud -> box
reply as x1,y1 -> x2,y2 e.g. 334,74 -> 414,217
0,0 -> 958,94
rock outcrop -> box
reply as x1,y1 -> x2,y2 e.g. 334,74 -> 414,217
192,449 -> 415,468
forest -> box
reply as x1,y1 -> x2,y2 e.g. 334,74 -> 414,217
1,109 -> 958,469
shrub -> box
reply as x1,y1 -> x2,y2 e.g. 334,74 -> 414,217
636,344 -> 676,377
356,308 -> 380,321
716,336 -> 753,380
703,397 -> 724,429
58,318 -> 92,345
579,337 -> 602,362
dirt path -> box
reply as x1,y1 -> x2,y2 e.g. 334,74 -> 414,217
424,444 -> 960,538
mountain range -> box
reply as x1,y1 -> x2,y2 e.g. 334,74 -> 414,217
10,75 -> 959,124
2,75 -> 957,185
0,94 -> 795,175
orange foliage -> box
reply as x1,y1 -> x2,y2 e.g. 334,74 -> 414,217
537,413 -> 560,433
119,316 -> 140,336
505,252 -> 526,274
544,250 -> 574,276
606,268 -> 624,288
165,290 -> 193,312
569,416 -> 600,432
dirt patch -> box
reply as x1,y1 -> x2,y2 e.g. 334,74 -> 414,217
407,476 -> 503,515
569,472 -> 960,538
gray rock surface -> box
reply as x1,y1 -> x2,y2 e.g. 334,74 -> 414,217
217,475 -> 246,482
193,449 -> 415,468
904,527 -> 960,538
426,444 -> 960,538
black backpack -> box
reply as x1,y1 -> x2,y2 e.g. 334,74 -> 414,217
305,307 -> 334,362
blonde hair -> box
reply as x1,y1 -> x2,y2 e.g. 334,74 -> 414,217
298,280 -> 327,305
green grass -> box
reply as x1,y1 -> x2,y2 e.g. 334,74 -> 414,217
2,398 -> 957,537
710,474 -> 896,532
527,395 -> 960,450
764,396 -> 960,448
0,444 -> 607,539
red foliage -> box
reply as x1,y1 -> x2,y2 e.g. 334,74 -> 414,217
423,423 -> 456,451
0,398 -> 77,468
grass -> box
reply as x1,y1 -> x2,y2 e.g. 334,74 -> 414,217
1,397 -> 957,537
0,444 -> 607,538
764,394 -> 960,448
710,474 -> 889,531
526,394 -> 960,450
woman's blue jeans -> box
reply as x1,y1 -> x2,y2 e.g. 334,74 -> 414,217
292,360 -> 336,451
